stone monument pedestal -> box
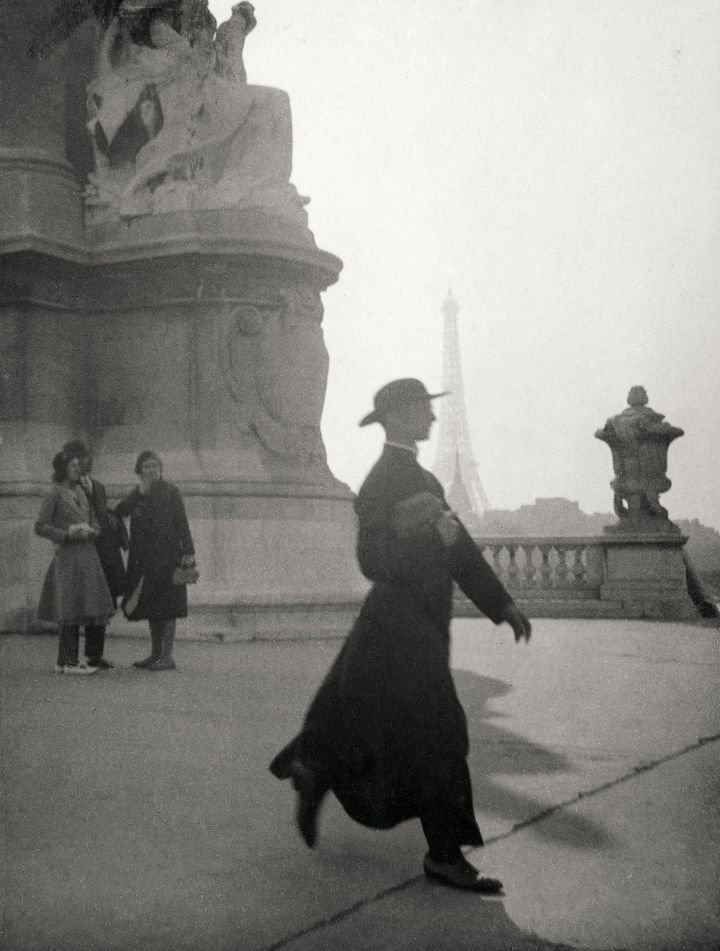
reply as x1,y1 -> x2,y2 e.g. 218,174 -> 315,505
112,487 -> 366,642
594,387 -> 695,621
0,210 -> 368,639
0,3 -> 371,640
599,534 -> 697,621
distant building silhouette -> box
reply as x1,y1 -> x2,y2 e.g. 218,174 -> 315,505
432,289 -> 488,527
479,497 -> 608,536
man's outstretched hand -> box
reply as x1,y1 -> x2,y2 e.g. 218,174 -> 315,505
501,604 -> 532,643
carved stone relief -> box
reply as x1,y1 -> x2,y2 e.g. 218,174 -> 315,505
218,289 -> 330,473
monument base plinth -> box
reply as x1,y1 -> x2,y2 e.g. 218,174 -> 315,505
603,516 -> 681,536
0,204 -> 367,640
3,482 -> 367,639
599,533 -> 697,621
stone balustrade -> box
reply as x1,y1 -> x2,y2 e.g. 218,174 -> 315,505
475,535 -> 602,594
456,534 -> 698,621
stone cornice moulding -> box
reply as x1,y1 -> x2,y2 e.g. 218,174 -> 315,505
0,480 -> 355,501
472,533 -> 690,547
0,148 -> 81,181
0,233 -> 343,286
188,591 -> 366,609
0,234 -> 91,265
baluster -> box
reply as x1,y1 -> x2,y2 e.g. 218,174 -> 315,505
539,544 -> 553,590
527,545 -> 540,586
496,545 -> 506,580
565,546 -> 577,587
515,543 -> 529,585
557,545 -> 574,588
506,544 -> 519,588
497,545 -> 508,584
572,546 -> 586,587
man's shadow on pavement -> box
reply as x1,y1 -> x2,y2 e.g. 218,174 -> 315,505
284,878 -> 582,951
454,669 -> 613,850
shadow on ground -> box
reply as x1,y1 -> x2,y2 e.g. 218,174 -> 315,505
455,669 -> 614,850
0,635 -> 611,951
276,883 -> 582,951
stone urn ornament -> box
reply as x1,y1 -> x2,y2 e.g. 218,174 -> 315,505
595,386 -> 684,534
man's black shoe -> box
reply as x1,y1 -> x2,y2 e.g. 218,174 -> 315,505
423,854 -> 503,893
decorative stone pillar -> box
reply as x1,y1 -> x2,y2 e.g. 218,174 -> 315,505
595,387 -> 696,620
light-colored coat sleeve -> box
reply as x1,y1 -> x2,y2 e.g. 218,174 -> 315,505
34,486 -> 95,545
34,490 -> 69,545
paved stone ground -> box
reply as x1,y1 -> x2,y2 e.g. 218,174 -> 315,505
0,618 -> 718,951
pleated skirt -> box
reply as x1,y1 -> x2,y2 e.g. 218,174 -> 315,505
37,541 -> 114,625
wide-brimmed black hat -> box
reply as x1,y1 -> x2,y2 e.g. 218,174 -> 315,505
359,378 -> 448,427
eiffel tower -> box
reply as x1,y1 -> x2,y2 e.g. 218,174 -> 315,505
432,289 -> 489,528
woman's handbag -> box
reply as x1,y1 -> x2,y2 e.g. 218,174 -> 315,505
172,558 -> 199,585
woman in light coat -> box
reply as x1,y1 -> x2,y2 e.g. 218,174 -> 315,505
35,451 -> 115,674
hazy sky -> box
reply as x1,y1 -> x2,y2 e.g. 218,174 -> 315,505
210,0 -> 720,529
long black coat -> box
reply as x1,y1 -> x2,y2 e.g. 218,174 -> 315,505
115,479 -> 195,622
270,444 -> 513,843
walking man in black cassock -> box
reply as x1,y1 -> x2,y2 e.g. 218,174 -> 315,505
270,378 -> 531,892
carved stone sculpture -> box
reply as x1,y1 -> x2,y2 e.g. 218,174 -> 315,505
217,288 -> 330,479
83,0 -> 307,225
595,386 -> 684,534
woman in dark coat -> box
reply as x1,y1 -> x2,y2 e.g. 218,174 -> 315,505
35,451 -> 115,674
115,450 -> 197,672
270,378 -> 532,892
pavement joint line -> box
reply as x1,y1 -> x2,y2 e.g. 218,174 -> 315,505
261,732 -> 720,951
476,731 -> 720,848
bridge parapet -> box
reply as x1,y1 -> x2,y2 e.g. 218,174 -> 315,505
458,534 -> 700,621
